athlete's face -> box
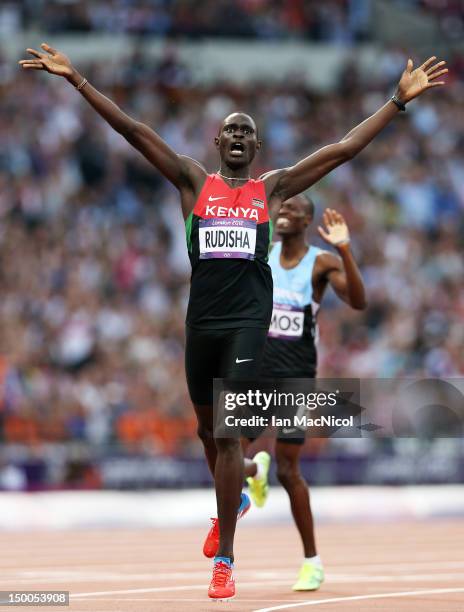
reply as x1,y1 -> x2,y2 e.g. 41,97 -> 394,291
215,113 -> 261,170
275,197 -> 312,236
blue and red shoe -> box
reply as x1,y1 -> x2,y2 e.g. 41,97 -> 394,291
208,558 -> 235,600
203,492 -> 251,558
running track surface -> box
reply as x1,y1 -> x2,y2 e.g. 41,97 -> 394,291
1,520 -> 463,611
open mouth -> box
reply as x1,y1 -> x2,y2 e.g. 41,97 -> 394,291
230,142 -> 245,156
276,217 -> 290,230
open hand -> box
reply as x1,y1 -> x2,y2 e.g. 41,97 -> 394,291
19,43 -> 73,78
396,56 -> 447,104
318,209 -> 350,247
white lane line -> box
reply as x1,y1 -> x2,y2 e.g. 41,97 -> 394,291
70,599 -> 320,603
325,572 -> 464,584
3,559 -> 464,575
71,581 -> 292,598
337,560 -> 464,572
253,587 -> 464,612
70,575 -> 464,600
9,570 -> 457,588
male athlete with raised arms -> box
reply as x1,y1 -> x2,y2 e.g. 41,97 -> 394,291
244,196 -> 366,592
20,43 -> 446,600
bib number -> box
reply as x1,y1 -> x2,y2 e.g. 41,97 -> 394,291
199,218 -> 256,260
268,303 -> 304,340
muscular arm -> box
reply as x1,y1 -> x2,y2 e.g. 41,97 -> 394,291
266,56 -> 447,204
20,44 -> 206,192
315,246 -> 366,310
272,101 -> 399,201
314,208 -> 366,309
69,69 -> 189,186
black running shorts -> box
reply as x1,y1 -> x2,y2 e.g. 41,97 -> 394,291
185,326 -> 268,406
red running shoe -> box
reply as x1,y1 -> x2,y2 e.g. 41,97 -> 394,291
208,560 -> 235,600
203,517 -> 219,558
203,493 -> 250,558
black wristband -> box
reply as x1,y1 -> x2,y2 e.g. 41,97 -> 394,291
391,94 -> 406,112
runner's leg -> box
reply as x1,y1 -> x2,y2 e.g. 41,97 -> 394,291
215,328 -> 268,559
275,439 -> 317,557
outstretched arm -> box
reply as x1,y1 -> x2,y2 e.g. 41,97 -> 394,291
315,209 -> 366,310
268,56 -> 447,201
19,43 -> 203,190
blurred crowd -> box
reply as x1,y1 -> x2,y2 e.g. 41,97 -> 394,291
6,0 -> 464,42
0,44 -> 463,468
393,0 -> 464,41
1,0 -> 370,42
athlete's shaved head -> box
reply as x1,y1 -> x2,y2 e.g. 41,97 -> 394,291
296,193 -> 314,220
219,112 -> 258,136
292,193 -> 315,220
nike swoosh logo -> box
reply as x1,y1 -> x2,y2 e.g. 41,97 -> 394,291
208,196 -> 228,202
235,358 -> 253,364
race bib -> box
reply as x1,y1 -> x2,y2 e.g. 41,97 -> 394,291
268,303 -> 304,340
199,218 -> 256,260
